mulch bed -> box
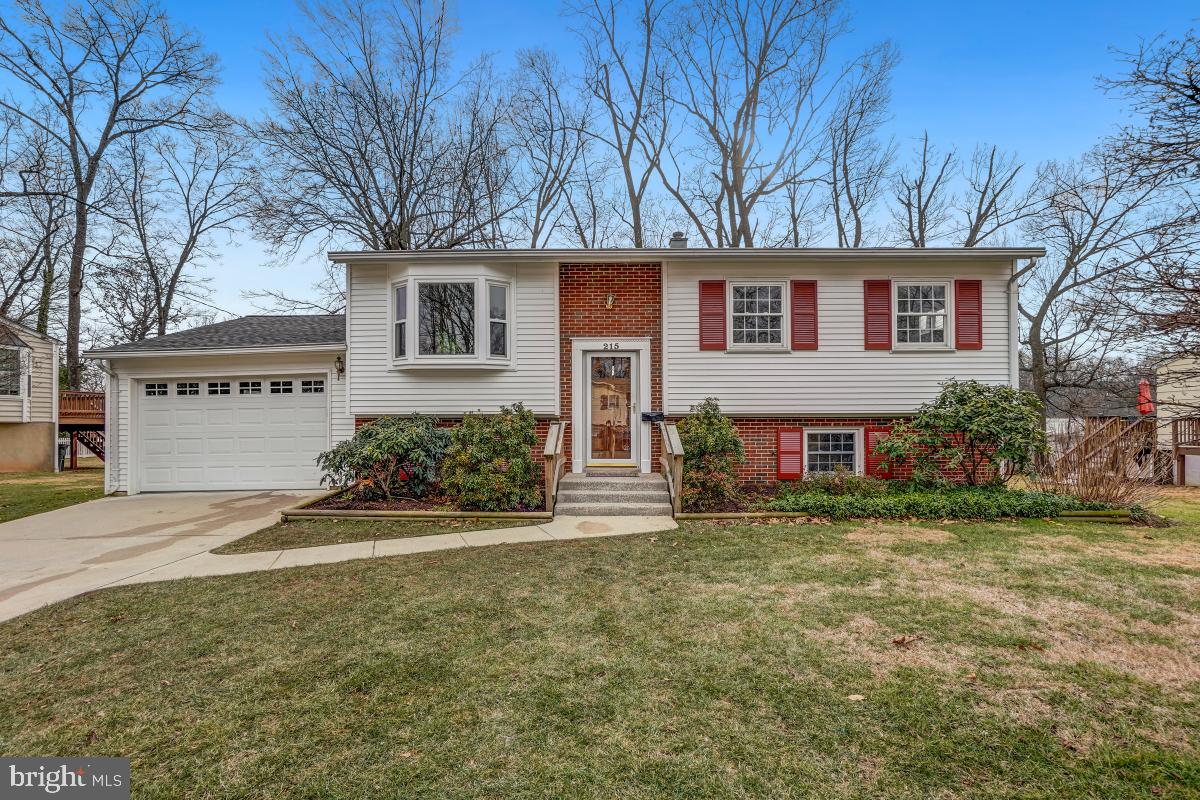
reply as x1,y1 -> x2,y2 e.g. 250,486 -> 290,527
310,491 -> 546,513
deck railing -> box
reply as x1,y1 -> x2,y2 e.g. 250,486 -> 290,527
656,421 -> 684,516
58,390 -> 105,423
543,421 -> 568,514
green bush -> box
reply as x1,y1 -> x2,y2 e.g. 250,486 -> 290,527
780,469 -> 889,497
677,397 -> 746,512
316,414 -> 449,500
764,485 -> 1112,520
873,379 -> 1048,486
440,403 -> 542,511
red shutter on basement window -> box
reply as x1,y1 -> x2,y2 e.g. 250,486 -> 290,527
954,279 -> 983,350
864,425 -> 893,478
698,280 -> 727,350
790,280 -> 818,350
777,428 -> 805,480
863,279 -> 892,350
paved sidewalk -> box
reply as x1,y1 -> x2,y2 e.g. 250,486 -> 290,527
112,515 -> 677,587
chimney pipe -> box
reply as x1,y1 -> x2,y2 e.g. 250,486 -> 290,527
668,231 -> 688,249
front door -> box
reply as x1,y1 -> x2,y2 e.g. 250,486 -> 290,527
586,352 -> 637,466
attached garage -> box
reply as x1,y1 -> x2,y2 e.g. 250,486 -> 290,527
137,375 -> 329,491
85,314 -> 352,495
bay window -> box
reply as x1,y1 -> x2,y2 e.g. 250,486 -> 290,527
393,276 -> 512,365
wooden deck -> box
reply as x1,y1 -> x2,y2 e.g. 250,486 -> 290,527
58,391 -> 105,427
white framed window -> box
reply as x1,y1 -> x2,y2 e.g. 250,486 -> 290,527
418,281 -> 475,356
392,276 -> 512,364
238,380 -> 262,395
487,282 -> 508,358
729,281 -> 787,349
895,282 -> 950,348
0,347 -> 21,396
393,283 -> 407,359
269,380 -> 294,394
301,379 -> 325,394
175,382 -> 200,396
207,381 -> 231,395
805,428 -> 863,475
144,382 -> 167,397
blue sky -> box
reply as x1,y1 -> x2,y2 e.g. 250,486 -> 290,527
164,0 -> 1198,317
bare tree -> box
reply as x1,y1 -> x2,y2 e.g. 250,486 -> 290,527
568,0 -> 670,247
957,145 -> 1039,247
253,0 -> 518,255
507,49 -> 589,247
92,116 -> 251,341
1103,30 -> 1200,180
1017,147 -> 1200,414
0,0 -> 218,387
657,0 -> 852,248
827,42 -> 898,248
890,132 -> 955,246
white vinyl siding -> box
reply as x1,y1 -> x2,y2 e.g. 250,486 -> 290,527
664,259 -> 1014,415
348,262 -> 557,417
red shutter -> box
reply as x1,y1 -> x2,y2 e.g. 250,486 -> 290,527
864,425 -> 893,479
863,279 -> 892,350
777,428 -> 805,480
698,280 -> 726,351
954,279 -> 983,350
790,280 -> 818,350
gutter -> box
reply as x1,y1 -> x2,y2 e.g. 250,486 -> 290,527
329,247 -> 1048,265
82,343 -> 346,359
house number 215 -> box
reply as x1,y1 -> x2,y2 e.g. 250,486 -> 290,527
601,342 -> 621,350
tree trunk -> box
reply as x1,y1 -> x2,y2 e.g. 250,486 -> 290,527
1027,320 -> 1049,426
65,195 -> 89,390
36,241 -> 53,335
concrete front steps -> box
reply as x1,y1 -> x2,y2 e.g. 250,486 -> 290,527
554,472 -> 673,516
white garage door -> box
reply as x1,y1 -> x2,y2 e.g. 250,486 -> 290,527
138,376 -> 329,491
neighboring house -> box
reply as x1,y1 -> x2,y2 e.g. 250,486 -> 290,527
0,317 -> 59,472
1156,357 -> 1200,484
86,245 -> 1042,495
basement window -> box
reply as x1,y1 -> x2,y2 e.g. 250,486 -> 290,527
805,429 -> 862,475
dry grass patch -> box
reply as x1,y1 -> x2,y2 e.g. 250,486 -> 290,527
843,524 -> 954,546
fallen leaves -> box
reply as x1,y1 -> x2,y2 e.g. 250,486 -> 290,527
892,634 -> 924,649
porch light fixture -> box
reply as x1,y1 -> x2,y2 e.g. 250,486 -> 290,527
334,355 -> 345,378
605,292 -> 616,309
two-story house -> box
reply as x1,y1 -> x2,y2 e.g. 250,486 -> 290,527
86,245 -> 1042,495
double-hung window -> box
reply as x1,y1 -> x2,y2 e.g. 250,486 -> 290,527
0,347 -> 21,396
729,282 -> 786,348
805,429 -> 861,475
895,282 -> 949,347
393,276 -> 512,364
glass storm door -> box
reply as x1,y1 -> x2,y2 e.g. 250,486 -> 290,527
587,353 -> 637,465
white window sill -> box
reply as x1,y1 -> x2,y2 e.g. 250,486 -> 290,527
724,347 -> 790,354
390,359 -> 512,371
889,347 -> 956,354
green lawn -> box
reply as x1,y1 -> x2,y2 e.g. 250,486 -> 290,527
212,516 -> 532,554
2,494 -> 1199,797
0,468 -> 104,523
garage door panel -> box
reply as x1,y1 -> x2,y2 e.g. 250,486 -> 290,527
137,374 -> 328,492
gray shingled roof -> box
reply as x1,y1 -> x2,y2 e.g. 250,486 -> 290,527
86,314 -> 345,355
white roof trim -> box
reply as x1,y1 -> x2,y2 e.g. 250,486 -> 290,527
329,247 -> 1046,264
83,343 -> 345,359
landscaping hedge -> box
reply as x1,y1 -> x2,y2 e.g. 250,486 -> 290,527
763,486 -> 1115,520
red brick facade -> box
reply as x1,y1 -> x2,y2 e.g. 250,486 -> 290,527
668,415 -> 914,484
559,263 -> 663,469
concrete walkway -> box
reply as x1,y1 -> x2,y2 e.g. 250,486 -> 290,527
0,490 -> 675,622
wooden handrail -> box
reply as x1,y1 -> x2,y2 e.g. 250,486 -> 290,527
543,421 -> 568,514
58,390 -> 105,421
656,421 -> 684,516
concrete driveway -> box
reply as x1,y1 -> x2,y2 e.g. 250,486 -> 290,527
0,491 -> 314,623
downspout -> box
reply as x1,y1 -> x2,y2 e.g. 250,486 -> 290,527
51,345 -> 59,471
1009,258 -> 1027,389
95,358 -> 115,494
